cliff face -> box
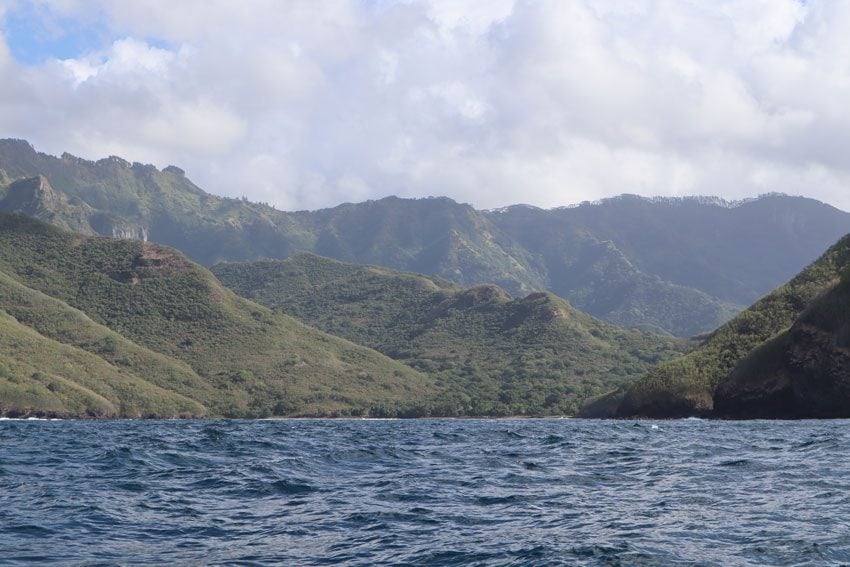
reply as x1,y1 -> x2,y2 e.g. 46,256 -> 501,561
0,176 -> 151,241
89,213 -> 149,241
603,260 -> 850,421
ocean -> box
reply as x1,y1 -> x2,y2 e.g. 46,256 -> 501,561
2,418 -> 849,565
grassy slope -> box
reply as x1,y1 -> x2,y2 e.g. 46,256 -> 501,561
613,234 -> 850,417
0,309 -> 204,418
213,254 -> 687,415
6,140 -> 850,340
0,269 -> 217,414
0,213 -> 434,417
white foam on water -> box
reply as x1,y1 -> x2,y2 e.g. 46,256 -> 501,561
0,417 -> 62,421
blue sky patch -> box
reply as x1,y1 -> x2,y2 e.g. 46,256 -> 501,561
1,4 -> 168,64
2,4 -> 111,64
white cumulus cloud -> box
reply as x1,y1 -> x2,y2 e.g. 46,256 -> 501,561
1,0 -> 850,212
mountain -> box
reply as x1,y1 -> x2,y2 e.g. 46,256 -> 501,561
0,139 -> 284,253
4,138 -> 850,336
212,253 -> 687,415
0,213 -> 435,418
486,195 -> 850,334
0,139 -> 547,292
486,205 -> 739,335
592,234 -> 850,418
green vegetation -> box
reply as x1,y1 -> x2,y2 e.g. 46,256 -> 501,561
213,254 -> 687,416
491,195 -> 850,307
0,212 -> 685,418
0,213 -> 435,418
0,310 -> 203,418
0,268 -> 216,414
610,234 -> 850,417
4,139 -> 850,337
6,138 -> 849,418
488,206 -> 742,336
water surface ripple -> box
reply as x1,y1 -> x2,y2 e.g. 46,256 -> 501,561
2,419 -> 850,565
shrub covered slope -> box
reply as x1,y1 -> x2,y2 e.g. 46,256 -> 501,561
213,254 -> 687,415
0,214 -> 434,418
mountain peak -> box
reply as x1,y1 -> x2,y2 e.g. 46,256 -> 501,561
164,165 -> 186,176
516,292 -> 573,321
0,175 -> 96,235
96,155 -> 132,169
3,175 -> 63,210
0,138 -> 36,156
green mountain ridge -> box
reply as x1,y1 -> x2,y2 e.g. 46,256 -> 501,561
0,213 -> 436,418
5,138 -> 850,336
212,253 -> 687,415
3,138 -> 849,419
588,233 -> 850,418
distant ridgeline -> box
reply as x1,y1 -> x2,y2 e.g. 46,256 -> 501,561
5,138 -> 850,337
553,193 -> 785,210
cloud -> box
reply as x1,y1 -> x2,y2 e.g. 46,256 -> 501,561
1,0 -> 850,212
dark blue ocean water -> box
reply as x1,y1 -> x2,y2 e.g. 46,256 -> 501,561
2,419 -> 850,566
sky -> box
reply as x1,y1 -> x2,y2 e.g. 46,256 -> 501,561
1,0 -> 849,212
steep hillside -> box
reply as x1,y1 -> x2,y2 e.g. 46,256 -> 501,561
714,269 -> 850,418
490,195 -> 850,307
0,213 -> 434,418
488,195 -> 850,334
0,272 -> 210,417
4,139 -> 850,336
606,234 -> 850,418
0,308 -> 204,419
0,139 -> 307,259
297,196 -> 547,294
213,254 -> 686,415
